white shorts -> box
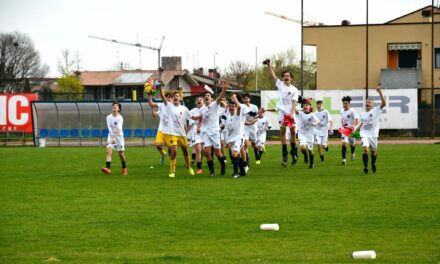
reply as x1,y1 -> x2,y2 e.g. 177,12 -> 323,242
106,136 -> 125,151
361,137 -> 378,151
202,131 -> 221,149
244,127 -> 257,143
256,132 -> 267,147
341,135 -> 356,145
298,134 -> 314,151
228,138 -> 244,153
188,133 -> 203,147
315,133 -> 328,146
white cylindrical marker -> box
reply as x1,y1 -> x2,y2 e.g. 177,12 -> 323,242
352,250 -> 376,259
260,224 -> 279,231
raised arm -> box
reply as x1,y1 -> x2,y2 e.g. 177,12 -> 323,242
377,86 -> 386,109
148,94 -> 158,108
263,59 -> 277,82
216,79 -> 229,104
231,94 -> 241,116
158,82 -> 167,105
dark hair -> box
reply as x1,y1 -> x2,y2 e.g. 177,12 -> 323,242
282,70 -> 293,78
342,96 -> 352,103
227,99 -> 236,105
112,102 -> 122,112
242,92 -> 250,99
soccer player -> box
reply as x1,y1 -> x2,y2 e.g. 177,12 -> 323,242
188,96 -> 204,174
218,97 -> 229,165
159,88 -> 195,178
101,102 -> 127,175
242,93 -> 259,167
225,94 -> 247,178
255,108 -> 273,165
355,86 -> 386,174
196,79 -> 228,176
297,99 -> 320,169
340,96 -> 360,165
314,100 -> 333,162
264,59 -> 299,167
148,92 -> 172,165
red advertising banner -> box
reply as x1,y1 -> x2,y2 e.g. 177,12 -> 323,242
0,93 -> 38,132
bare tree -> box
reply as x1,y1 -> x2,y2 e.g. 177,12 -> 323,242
57,49 -> 76,76
0,31 -> 49,93
226,60 -> 253,91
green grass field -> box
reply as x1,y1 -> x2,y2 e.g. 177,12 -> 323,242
0,144 -> 439,264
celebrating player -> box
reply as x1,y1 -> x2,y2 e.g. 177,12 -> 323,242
314,100 -> 333,162
354,86 -> 386,174
101,102 -> 127,175
340,96 -> 360,165
297,99 -> 320,169
148,92 -> 172,165
255,108 -> 273,165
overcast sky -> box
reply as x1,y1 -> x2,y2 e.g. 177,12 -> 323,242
0,0 -> 434,77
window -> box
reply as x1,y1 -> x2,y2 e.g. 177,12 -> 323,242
435,48 -> 440,69
387,43 -> 421,69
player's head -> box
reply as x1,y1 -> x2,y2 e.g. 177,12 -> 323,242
282,70 -> 293,84
195,96 -> 203,107
258,107 -> 265,117
365,97 -> 374,111
171,91 -> 181,105
227,99 -> 237,114
302,98 -> 312,113
242,93 -> 251,104
112,102 -> 121,113
164,92 -> 172,102
316,100 -> 323,110
204,92 -> 212,104
342,96 -> 352,110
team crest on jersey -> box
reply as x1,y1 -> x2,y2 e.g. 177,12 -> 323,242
288,92 -> 291,95
114,122 -> 117,125
308,118 -> 311,121
370,114 -> 373,117
347,115 -> 350,118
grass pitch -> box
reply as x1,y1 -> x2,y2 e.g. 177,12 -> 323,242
0,144 -> 439,263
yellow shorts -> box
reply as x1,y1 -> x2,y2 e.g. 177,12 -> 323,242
156,131 -> 166,144
164,134 -> 188,147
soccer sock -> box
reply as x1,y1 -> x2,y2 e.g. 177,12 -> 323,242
325,146 -> 329,151
191,153 -> 196,161
170,159 -> 176,173
290,143 -> 296,156
342,145 -> 347,159
239,159 -> 246,174
320,155 -> 324,162
223,155 -> 227,162
259,150 -> 264,160
309,154 -> 314,165
197,162 -> 202,170
232,156 -> 239,174
282,144 -> 288,160
207,160 -> 214,173
254,148 -> 260,160
217,156 -> 225,166
229,149 -> 233,161
106,162 -> 111,169
351,145 -> 356,154
121,161 -> 126,169
371,154 -> 377,166
362,153 -> 368,168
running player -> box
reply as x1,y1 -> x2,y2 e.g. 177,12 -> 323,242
242,93 -> 259,167
101,102 -> 127,175
264,59 -> 299,166
355,86 -> 386,174
297,99 -> 320,169
255,108 -> 273,165
196,79 -> 228,176
340,96 -> 360,165
148,92 -> 172,165
188,96 -> 204,174
314,100 -> 333,162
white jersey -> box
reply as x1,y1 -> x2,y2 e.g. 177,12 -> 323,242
244,103 -> 259,132
106,113 -> 124,138
199,101 -> 220,134
276,79 -> 299,114
187,107 -> 201,139
297,111 -> 319,141
340,108 -> 359,128
257,116 -> 272,134
218,105 -> 228,131
360,105 -> 383,138
157,102 -> 170,134
314,109 -> 332,136
166,104 -> 192,137
225,109 -> 246,143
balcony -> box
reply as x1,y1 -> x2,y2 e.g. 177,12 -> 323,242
380,68 -> 421,89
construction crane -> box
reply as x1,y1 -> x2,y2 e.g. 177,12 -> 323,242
88,35 -> 165,70
264,11 -> 323,26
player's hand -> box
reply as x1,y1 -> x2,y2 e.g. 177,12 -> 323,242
263,59 -> 270,65
220,78 -> 229,89
111,137 -> 116,144
376,86 -> 382,94
329,130 -> 334,135
196,127 -> 201,134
